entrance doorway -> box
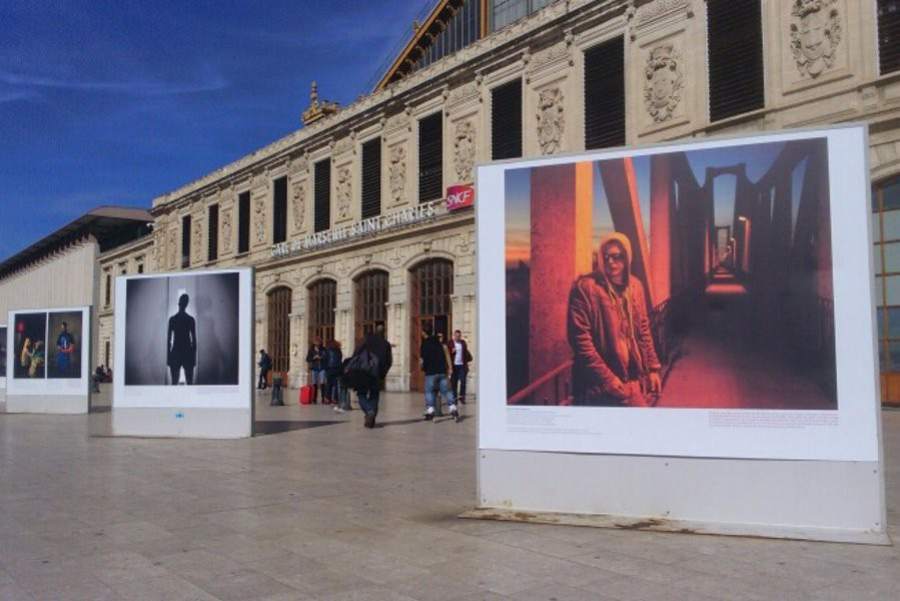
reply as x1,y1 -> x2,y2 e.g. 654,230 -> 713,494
308,279 -> 336,345
267,286 -> 292,375
354,270 -> 388,345
409,259 -> 453,391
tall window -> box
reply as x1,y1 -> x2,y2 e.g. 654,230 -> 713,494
492,79 -> 522,160
208,204 -> 219,262
585,36 -> 625,150
879,0 -> 900,75
418,113 -> 443,203
273,176 -> 287,244
490,0 -> 550,31
104,340 -> 110,369
707,0 -> 764,122
873,176 -> 900,403
105,273 -> 111,307
308,279 -> 337,345
315,159 -> 331,233
362,137 -> 382,218
238,191 -> 250,254
355,270 -> 388,342
267,287 -> 292,374
181,214 -> 191,268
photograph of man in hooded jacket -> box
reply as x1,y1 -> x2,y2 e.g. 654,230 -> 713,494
567,232 -> 662,406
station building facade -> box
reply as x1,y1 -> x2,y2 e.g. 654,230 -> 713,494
12,0 -> 900,399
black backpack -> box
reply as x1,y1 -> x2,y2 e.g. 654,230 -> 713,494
344,348 -> 380,380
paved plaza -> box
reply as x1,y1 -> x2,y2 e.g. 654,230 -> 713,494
0,389 -> 897,600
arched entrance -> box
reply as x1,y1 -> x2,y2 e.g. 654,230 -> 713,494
409,258 -> 453,391
266,286 -> 292,375
308,279 -> 337,345
354,269 -> 388,345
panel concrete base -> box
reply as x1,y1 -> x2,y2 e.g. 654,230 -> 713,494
477,449 -> 889,545
5,394 -> 89,414
109,407 -> 252,439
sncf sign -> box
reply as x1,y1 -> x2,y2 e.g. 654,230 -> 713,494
446,184 -> 474,211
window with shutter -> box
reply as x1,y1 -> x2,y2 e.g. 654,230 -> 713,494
181,215 -> 191,268
419,113 -> 443,203
362,138 -> 382,218
584,36 -> 625,150
315,159 -> 331,233
879,0 -> 900,75
238,192 -> 250,254
273,176 -> 287,243
492,79 -> 522,160
707,0 -> 764,122
208,204 -> 219,262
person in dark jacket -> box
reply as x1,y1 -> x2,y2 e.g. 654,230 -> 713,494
350,324 -> 393,428
324,339 -> 344,409
257,349 -> 272,389
306,336 -> 327,404
421,326 -> 458,421
567,232 -> 661,406
447,330 -> 473,404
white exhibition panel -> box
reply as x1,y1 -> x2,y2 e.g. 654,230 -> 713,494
5,307 -> 91,414
475,125 -> 888,543
112,267 -> 253,438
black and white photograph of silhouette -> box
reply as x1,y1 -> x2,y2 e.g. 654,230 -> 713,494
124,272 -> 240,385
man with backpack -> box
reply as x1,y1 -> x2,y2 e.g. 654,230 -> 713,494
257,349 -> 272,390
346,324 -> 392,429
421,326 -> 458,422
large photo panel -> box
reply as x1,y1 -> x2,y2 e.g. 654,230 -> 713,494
47,311 -> 83,379
114,267 -> 252,415
478,125 -> 880,461
13,312 -> 47,379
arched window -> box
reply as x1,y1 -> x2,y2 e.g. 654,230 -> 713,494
873,176 -> 900,404
308,279 -> 337,345
267,287 -> 292,373
354,270 -> 389,344
409,259 -> 453,390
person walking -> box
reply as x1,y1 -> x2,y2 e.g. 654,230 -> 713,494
448,330 -> 472,404
421,327 -> 458,422
324,339 -> 344,410
257,349 -> 272,389
348,325 -> 392,428
306,336 -> 327,404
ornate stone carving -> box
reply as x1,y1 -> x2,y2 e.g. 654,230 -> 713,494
529,41 -> 571,74
637,0 -> 690,25
643,44 -> 683,123
168,228 -> 177,269
334,136 -> 353,156
290,154 -> 308,175
536,87 -> 564,154
336,166 -> 352,220
292,180 -> 306,231
447,82 -> 479,107
385,111 -> 411,134
389,144 -> 406,204
222,209 -> 233,252
453,120 -> 476,183
192,214 -> 203,263
254,197 -> 266,243
790,0 -> 842,78
154,226 -> 165,267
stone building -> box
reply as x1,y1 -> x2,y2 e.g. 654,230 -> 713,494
6,0 -> 900,399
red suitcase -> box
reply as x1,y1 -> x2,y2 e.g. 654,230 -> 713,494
299,385 -> 314,405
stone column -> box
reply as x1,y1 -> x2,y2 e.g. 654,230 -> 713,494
528,162 -> 593,384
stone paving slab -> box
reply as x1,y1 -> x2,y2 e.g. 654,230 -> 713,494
0,385 -> 896,600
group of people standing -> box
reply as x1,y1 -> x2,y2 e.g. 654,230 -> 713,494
256,325 -> 473,430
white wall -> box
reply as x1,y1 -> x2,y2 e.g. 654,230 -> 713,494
0,240 -> 98,315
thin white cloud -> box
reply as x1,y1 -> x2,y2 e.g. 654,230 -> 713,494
0,70 -> 228,96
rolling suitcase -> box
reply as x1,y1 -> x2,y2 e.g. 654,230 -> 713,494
299,385 -> 314,405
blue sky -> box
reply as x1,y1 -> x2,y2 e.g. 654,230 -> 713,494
0,0 -> 432,261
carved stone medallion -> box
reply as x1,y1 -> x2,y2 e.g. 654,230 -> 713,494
222,209 -> 233,252
790,0 -> 842,78
336,166 -> 352,220
643,44 -> 683,123
254,197 -> 266,243
192,215 -> 203,263
292,181 -> 306,231
453,120 -> 476,182
168,228 -> 177,268
536,87 -> 564,155
389,144 -> 406,205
